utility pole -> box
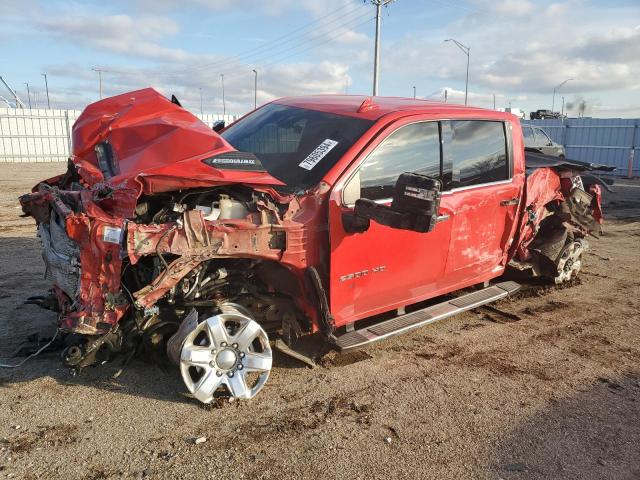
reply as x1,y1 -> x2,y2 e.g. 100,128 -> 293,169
25,83 -> 32,109
220,73 -> 226,117
41,73 -> 50,109
413,86 -> 416,99
371,0 -> 393,96
199,87 -> 203,115
444,89 -> 448,103
92,68 -> 105,99
0,76 -> 25,108
444,38 -> 470,105
552,78 -> 573,112
493,93 -> 496,110
252,69 -> 258,109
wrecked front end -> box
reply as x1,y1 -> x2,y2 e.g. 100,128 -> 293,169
20,89 -> 322,401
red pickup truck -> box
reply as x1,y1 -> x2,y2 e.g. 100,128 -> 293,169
20,88 -> 605,403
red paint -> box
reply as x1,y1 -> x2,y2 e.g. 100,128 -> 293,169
20,90 -> 603,337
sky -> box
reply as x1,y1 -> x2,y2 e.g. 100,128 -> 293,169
1,0 -> 639,117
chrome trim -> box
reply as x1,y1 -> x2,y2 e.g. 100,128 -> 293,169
442,178 -> 515,196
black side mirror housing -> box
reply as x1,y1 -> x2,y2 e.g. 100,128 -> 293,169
343,173 -> 441,234
212,120 -> 226,132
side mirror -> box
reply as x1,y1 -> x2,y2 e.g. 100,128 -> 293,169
343,173 -> 441,234
212,120 -> 226,132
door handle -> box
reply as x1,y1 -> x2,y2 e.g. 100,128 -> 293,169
436,214 -> 450,223
500,198 -> 519,206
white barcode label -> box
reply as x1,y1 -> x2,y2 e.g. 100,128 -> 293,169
298,139 -> 338,170
103,226 -> 122,244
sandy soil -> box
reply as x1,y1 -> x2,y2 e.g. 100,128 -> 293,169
1,163 -> 639,480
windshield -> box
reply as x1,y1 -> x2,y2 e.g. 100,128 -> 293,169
221,104 -> 374,190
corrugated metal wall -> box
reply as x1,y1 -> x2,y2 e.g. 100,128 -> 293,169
0,108 -> 238,163
523,118 -> 639,177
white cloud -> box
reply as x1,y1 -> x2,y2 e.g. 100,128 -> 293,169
36,14 -> 192,62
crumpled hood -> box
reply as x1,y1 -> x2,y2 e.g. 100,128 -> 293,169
71,88 -> 284,194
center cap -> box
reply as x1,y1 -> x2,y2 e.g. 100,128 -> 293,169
215,348 -> 238,370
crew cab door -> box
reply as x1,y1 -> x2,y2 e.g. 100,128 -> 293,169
440,120 -> 523,282
327,119 -> 453,327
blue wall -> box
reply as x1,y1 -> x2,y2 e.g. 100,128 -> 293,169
522,118 -> 640,177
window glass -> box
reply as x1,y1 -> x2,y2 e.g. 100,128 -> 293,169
221,104 -> 374,191
449,121 -> 508,188
522,126 -> 535,146
534,128 -> 551,145
358,122 -> 441,201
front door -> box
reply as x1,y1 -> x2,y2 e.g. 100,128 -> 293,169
327,119 -> 453,327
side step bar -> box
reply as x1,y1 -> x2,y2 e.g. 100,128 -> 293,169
334,281 -> 520,351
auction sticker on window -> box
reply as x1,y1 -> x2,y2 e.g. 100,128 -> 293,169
298,139 -> 338,170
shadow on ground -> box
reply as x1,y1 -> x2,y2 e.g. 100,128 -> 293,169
492,371 -> 640,480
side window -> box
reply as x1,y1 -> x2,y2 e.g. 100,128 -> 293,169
522,126 -> 535,146
534,128 -> 551,145
447,120 -> 508,189
356,122 -> 441,201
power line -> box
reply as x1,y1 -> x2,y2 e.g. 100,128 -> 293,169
176,5 -> 371,77
221,15 -> 375,84
159,12 -> 374,85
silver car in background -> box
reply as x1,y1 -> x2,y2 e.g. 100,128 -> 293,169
523,125 -> 565,158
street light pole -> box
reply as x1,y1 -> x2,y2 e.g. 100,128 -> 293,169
413,86 -> 416,99
41,73 -> 50,109
25,83 -> 31,109
444,38 -> 470,105
199,87 -> 203,115
220,73 -> 226,117
371,0 -> 393,96
552,78 -> 573,112
252,69 -> 258,110
92,68 -> 105,99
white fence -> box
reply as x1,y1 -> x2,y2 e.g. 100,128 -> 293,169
0,108 -> 239,163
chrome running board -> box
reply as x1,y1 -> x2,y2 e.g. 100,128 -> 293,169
334,281 -> 520,351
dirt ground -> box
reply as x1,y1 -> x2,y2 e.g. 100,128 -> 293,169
1,163 -> 639,480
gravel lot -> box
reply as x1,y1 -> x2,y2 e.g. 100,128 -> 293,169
1,163 -> 639,479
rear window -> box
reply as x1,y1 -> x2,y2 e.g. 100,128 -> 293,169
221,104 -> 374,190
447,120 -> 508,189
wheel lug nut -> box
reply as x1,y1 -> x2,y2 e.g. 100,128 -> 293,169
228,372 -> 234,378
216,371 -> 222,377
239,352 -> 245,358
209,361 -> 216,367
221,342 -> 227,347
232,343 -> 238,349
237,364 -> 243,370
211,349 -> 217,354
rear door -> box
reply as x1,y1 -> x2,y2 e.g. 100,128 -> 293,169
327,119 -> 453,326
441,120 -> 523,284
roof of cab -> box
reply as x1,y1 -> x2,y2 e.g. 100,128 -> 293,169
272,95 -> 515,122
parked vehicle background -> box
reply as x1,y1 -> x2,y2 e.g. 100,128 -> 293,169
523,125 -> 566,158
530,109 -> 565,120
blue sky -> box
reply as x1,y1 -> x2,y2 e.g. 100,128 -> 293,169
1,0 -> 639,117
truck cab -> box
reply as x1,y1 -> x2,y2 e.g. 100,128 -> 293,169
20,90 -> 603,404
